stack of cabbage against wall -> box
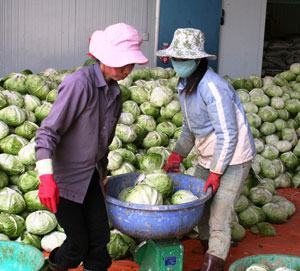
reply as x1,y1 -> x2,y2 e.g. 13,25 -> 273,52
227,64 -> 300,241
0,68 -> 70,251
107,67 -> 184,175
231,64 -> 300,190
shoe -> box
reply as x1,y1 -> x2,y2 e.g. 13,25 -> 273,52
46,249 -> 67,271
40,259 -> 67,271
200,253 -> 225,271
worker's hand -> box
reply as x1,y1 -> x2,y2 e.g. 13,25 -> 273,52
163,152 -> 183,173
38,174 -> 59,213
203,172 -> 221,194
36,159 -> 59,213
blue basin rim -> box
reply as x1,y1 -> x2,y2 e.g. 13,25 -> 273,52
105,173 -> 212,239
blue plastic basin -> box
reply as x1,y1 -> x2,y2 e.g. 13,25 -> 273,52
105,173 -> 212,240
0,241 -> 44,271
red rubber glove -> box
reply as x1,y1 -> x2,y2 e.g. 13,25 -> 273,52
163,152 -> 183,173
203,172 -> 221,193
38,174 -> 59,213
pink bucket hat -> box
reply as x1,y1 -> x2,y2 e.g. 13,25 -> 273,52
89,23 -> 148,67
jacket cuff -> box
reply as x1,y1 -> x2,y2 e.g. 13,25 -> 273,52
209,170 -> 222,176
210,168 -> 224,175
174,142 -> 189,158
36,159 -> 53,176
35,148 -> 52,161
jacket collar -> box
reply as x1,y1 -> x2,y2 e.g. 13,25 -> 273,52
93,63 -> 107,88
178,78 -> 187,94
177,68 -> 211,94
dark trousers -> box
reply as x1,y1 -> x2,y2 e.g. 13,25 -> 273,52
50,169 -> 111,271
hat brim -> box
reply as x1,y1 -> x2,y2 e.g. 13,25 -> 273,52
89,31 -> 149,67
156,47 -> 217,60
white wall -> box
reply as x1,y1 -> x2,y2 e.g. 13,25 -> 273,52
0,0 -> 157,76
218,0 -> 267,78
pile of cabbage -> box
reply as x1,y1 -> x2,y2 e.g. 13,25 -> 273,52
230,65 -> 300,189
107,66 -> 184,175
0,61 -> 299,259
227,64 -> 300,242
0,68 -> 73,252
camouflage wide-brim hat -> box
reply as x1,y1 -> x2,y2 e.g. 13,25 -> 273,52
156,28 -> 217,60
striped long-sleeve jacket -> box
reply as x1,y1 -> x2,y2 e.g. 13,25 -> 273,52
174,68 -> 256,174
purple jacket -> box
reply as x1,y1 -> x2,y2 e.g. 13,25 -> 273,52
35,64 -> 122,203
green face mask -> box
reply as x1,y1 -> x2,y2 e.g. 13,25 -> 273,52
171,59 -> 199,78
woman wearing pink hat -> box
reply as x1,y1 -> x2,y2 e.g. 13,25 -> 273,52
158,28 -> 255,271
35,23 -> 148,271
